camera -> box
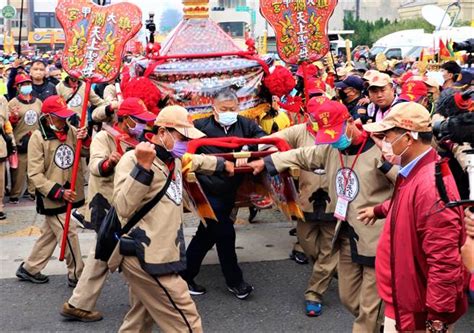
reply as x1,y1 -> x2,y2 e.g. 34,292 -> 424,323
433,89 -> 474,144
145,12 -> 156,43
433,89 -> 474,206
453,38 -> 474,53
433,112 -> 474,144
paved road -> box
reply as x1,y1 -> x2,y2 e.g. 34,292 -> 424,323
1,259 -> 473,333
1,202 -> 473,332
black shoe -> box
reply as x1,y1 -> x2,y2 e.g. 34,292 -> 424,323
9,197 -> 19,204
0,212 -> 6,220
187,280 -> 206,295
72,210 -> 86,229
228,281 -> 254,300
248,207 -> 258,223
289,228 -> 297,236
68,277 -> 78,288
289,250 -> 309,265
16,262 -> 49,284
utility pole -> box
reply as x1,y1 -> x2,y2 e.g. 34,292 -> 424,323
355,0 -> 360,20
17,0 -> 24,55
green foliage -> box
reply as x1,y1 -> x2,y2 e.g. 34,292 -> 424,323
343,12 -> 435,46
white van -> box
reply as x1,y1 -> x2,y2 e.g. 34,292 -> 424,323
370,29 -> 433,60
371,27 -> 474,60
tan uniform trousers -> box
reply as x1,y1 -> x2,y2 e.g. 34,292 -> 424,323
10,152 -> 34,198
383,316 -> 455,333
119,288 -> 155,332
0,161 -> 5,212
338,236 -> 383,333
68,242 -> 108,311
296,219 -> 338,302
119,256 -> 202,333
24,213 -> 84,281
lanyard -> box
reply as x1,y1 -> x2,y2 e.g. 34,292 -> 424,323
337,135 -> 368,197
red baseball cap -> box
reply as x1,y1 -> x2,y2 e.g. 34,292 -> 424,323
117,97 -> 157,122
307,95 -> 329,117
42,95 -> 76,118
399,80 -> 428,102
307,78 -> 326,95
310,99 -> 351,144
15,73 -> 32,86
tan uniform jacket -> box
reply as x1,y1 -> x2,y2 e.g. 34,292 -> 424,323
0,96 -> 11,159
269,124 -> 334,222
56,81 -> 105,117
265,138 -> 397,266
103,84 -> 117,103
8,97 -> 42,152
113,150 -> 223,276
86,129 -> 131,229
28,117 -> 88,215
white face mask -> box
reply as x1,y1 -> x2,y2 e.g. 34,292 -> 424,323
48,115 -> 63,132
382,132 -> 411,165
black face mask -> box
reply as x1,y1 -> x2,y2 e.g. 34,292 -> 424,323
338,90 -> 348,101
49,77 -> 60,86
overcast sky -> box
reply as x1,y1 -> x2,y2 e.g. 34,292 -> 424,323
111,0 -> 183,22
0,1 -> 183,23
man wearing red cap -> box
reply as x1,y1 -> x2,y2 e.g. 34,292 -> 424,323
249,100 -> 397,332
61,97 -> 157,322
16,95 -> 88,287
398,80 -> 429,108
7,73 -> 42,203
267,95 -> 338,317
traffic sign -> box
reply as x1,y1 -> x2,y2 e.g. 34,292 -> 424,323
1,5 -> 17,19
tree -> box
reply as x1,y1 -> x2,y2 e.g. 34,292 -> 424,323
343,12 -> 435,47
370,18 -> 434,44
160,8 -> 182,33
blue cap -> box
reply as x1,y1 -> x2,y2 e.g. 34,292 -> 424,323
454,69 -> 473,87
335,75 -> 365,91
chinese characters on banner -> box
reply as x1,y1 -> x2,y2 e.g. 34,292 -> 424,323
55,0 -> 142,83
260,0 -> 337,64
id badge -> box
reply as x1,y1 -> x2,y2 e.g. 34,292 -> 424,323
334,196 -> 349,221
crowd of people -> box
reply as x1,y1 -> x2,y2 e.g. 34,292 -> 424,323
0,46 -> 473,333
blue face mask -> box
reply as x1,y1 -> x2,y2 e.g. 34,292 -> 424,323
218,112 -> 238,126
20,85 -> 33,95
331,133 -> 352,150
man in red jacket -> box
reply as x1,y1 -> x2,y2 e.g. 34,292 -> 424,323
359,102 -> 468,332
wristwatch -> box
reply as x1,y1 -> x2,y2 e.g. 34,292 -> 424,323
426,320 -> 448,333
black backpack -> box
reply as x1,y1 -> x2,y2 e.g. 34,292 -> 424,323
95,170 -> 173,262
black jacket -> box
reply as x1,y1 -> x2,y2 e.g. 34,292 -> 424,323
7,67 -> 56,101
194,115 -> 266,199
345,96 -> 367,120
32,81 -> 57,101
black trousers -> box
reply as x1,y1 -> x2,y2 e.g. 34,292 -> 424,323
184,195 -> 243,287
